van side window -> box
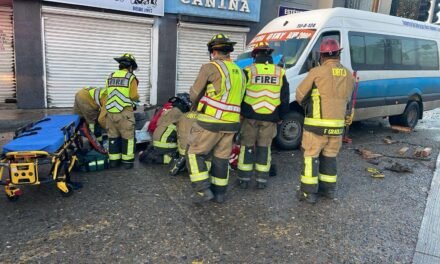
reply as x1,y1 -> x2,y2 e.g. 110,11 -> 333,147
349,31 -> 439,71
299,31 -> 340,74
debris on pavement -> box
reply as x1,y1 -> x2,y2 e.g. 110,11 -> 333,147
391,125 -> 412,133
366,167 -> 385,178
385,162 -> 413,173
356,148 -> 383,159
414,147 -> 432,158
398,147 -> 409,155
383,136 -> 397,145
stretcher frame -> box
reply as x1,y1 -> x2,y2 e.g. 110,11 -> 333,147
0,121 -> 80,201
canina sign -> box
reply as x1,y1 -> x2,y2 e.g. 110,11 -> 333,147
180,0 -> 250,13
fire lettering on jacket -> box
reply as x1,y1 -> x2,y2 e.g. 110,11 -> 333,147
252,75 -> 280,85
332,68 -> 347,77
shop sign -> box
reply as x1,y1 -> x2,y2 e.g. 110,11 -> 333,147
43,0 -> 164,16
165,0 -> 261,22
278,6 -> 308,17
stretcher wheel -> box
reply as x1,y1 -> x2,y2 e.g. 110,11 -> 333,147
6,194 -> 20,202
59,183 -> 74,197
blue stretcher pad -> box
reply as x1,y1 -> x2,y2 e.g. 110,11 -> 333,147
2,115 -> 80,154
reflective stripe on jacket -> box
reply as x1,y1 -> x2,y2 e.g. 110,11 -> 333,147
106,70 -> 136,113
85,87 -> 106,107
196,60 -> 245,124
244,63 -> 283,114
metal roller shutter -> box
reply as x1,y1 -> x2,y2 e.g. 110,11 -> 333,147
176,22 -> 249,94
0,6 -> 16,103
42,7 -> 153,107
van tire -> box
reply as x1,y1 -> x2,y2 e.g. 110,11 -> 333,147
388,101 -> 420,128
275,111 -> 304,150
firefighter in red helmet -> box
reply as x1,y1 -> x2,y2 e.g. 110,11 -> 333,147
295,38 -> 355,204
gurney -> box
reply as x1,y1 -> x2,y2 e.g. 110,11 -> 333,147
0,115 -> 82,201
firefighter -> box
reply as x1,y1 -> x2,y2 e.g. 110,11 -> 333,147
105,53 -> 139,169
139,93 -> 191,165
73,86 -> 107,140
295,39 -> 354,204
186,33 -> 246,203
169,110 -> 197,176
237,41 -> 290,189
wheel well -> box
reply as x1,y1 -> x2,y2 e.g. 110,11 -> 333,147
408,94 -> 423,119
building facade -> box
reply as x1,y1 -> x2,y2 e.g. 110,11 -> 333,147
4,0 -> 394,109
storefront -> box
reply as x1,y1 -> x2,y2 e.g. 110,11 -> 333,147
41,0 -> 163,107
163,0 -> 261,96
0,0 -> 15,103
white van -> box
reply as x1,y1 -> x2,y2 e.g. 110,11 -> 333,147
236,8 -> 440,149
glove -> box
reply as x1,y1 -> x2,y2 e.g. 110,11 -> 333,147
345,112 -> 354,126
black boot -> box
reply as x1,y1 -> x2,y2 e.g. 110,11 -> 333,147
296,191 -> 318,204
169,156 -> 186,176
319,184 -> 337,199
213,192 -> 225,203
109,160 -> 120,168
191,188 -> 214,204
238,180 -> 249,189
256,182 -> 267,190
123,162 -> 134,170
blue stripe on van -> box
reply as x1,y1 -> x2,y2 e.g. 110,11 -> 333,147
357,77 -> 440,100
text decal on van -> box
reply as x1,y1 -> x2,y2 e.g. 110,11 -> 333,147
249,29 -> 315,45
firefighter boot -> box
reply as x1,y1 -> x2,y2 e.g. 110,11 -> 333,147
256,181 -> 267,190
169,156 -> 186,176
296,191 -> 318,204
319,184 -> 337,199
238,180 -> 249,189
109,160 -> 121,168
191,188 -> 214,204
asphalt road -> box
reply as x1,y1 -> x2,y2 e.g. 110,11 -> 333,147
0,109 -> 439,263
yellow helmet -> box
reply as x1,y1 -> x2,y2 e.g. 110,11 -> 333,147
207,33 -> 237,53
114,53 -> 138,70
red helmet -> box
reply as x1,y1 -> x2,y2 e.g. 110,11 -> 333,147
319,39 -> 342,55
251,41 -> 274,58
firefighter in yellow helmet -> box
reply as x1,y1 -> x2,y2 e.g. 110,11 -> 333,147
295,39 -> 354,204
237,42 -> 290,189
105,53 -> 140,169
186,33 -> 246,203
73,86 -> 108,141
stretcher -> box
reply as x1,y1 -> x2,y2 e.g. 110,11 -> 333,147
0,115 -> 81,201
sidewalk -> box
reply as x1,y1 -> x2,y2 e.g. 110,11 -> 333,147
413,153 -> 440,263
0,104 -> 71,132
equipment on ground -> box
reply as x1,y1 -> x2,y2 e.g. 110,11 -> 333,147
0,115 -> 83,201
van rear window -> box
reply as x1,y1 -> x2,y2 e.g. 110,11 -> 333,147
349,31 -> 439,71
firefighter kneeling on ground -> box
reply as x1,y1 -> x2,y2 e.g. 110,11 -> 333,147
169,110 -> 198,176
139,93 -> 191,165
106,53 -> 140,170
186,33 -> 246,204
295,39 -> 354,204
73,86 -> 107,142
237,41 -> 289,189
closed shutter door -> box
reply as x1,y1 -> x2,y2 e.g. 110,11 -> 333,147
42,7 -> 153,107
0,6 -> 16,103
176,22 -> 249,94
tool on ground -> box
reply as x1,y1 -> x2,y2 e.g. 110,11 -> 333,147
343,71 -> 359,144
366,167 -> 385,178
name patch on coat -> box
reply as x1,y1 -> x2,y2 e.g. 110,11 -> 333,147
332,68 -> 347,77
252,75 -> 280,85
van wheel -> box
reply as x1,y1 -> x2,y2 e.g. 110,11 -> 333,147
389,101 -> 420,128
275,111 -> 304,150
